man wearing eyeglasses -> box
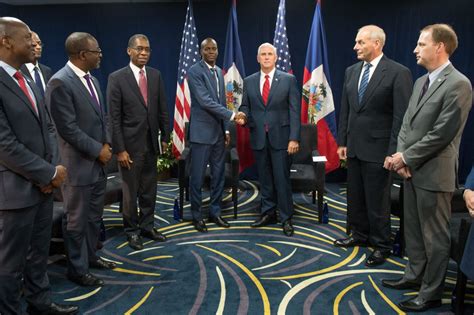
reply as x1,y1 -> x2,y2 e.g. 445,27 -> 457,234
20,31 -> 52,97
47,32 -> 115,287
107,34 -> 169,250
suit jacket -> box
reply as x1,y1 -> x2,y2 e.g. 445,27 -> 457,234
20,62 -> 53,86
240,69 -> 301,150
47,64 -> 110,186
338,56 -> 412,163
107,65 -> 169,155
0,67 -> 55,210
187,60 -> 232,145
397,64 -> 472,192
461,165 -> 474,279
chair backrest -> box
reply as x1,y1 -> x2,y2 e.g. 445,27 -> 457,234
292,124 -> 317,164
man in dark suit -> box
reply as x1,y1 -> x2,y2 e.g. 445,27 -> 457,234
335,25 -> 413,266
20,31 -> 52,97
48,32 -> 116,288
382,24 -> 472,312
187,38 -> 245,233
240,43 -> 301,236
461,165 -> 474,280
0,17 -> 77,315
108,34 -> 169,250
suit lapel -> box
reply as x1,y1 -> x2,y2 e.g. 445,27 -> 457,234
266,70 -> 281,106
66,65 -> 103,120
253,73 -> 265,106
350,62 -> 363,111
200,60 -> 219,101
358,58 -> 386,110
125,67 -> 147,108
0,68 -> 40,121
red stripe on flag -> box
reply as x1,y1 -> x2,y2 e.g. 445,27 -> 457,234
317,119 -> 340,172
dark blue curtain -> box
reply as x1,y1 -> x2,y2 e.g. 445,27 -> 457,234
4,0 -> 473,180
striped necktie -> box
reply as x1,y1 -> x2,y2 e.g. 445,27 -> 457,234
358,63 -> 372,103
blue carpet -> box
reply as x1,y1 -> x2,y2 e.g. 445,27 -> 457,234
47,180 -> 474,314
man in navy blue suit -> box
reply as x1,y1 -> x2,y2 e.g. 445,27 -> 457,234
461,165 -> 474,280
240,43 -> 301,236
187,38 -> 246,233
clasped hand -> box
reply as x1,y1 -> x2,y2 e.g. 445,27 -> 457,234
234,111 -> 247,126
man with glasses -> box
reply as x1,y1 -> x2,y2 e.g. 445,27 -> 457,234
48,32 -> 115,287
20,31 -> 52,96
107,34 -> 169,250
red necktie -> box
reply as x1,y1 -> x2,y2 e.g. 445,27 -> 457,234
13,71 -> 38,115
139,69 -> 148,106
262,74 -> 270,105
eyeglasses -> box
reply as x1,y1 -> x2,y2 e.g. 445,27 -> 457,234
130,46 -> 151,53
84,49 -> 102,55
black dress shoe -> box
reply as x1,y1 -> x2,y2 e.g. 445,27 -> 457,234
282,220 -> 294,236
365,249 -> 390,267
27,302 -> 79,315
127,234 -> 143,250
381,277 -> 420,290
333,236 -> 367,248
398,296 -> 441,312
67,273 -> 104,286
141,227 -> 167,242
90,258 -> 117,269
209,216 -> 230,228
193,220 -> 208,233
251,214 -> 277,227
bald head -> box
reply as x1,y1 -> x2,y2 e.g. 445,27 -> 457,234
0,17 -> 34,68
200,37 -> 218,66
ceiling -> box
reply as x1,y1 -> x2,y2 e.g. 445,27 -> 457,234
0,0 -> 190,5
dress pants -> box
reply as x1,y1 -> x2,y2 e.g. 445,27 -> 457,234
253,134 -> 293,223
62,172 -> 106,276
0,195 -> 53,314
120,146 -> 158,237
402,180 -> 452,300
190,133 -> 225,221
346,157 -> 392,252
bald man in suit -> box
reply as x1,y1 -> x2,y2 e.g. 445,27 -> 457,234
0,17 -> 77,315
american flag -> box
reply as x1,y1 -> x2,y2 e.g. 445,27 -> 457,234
172,0 -> 199,158
273,0 -> 292,73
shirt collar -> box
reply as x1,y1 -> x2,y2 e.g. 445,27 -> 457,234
0,60 -> 19,77
364,53 -> 383,68
260,67 -> 276,80
204,61 -> 217,71
25,63 -> 39,72
428,60 -> 451,84
129,62 -> 145,75
67,60 -> 89,78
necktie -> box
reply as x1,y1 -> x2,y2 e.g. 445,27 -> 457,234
358,63 -> 372,103
83,74 -> 101,111
33,66 -> 45,97
13,71 -> 38,115
139,69 -> 148,106
418,76 -> 430,104
262,74 -> 270,105
210,67 -> 219,97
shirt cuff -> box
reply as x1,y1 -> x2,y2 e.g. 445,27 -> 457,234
401,153 -> 406,165
51,168 -> 57,181
230,112 -> 235,121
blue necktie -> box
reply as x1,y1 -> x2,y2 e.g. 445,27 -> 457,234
210,67 -> 219,97
358,63 -> 372,103
418,76 -> 430,104
33,67 -> 45,97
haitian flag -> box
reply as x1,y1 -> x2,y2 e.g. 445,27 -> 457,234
301,0 -> 339,172
223,0 -> 254,172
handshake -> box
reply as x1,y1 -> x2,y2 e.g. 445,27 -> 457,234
234,111 -> 247,126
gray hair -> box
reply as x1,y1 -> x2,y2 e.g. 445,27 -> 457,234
359,25 -> 386,47
257,42 -> 277,55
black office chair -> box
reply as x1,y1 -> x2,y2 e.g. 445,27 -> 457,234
178,122 -> 239,220
289,124 -> 326,223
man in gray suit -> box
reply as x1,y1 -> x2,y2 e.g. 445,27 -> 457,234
108,34 -> 169,250
0,17 -> 77,315
48,32 -> 116,287
382,24 -> 472,312
240,43 -> 301,236
335,25 -> 412,267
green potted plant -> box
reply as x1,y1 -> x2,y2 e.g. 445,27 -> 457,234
157,133 -> 177,180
